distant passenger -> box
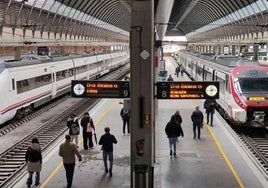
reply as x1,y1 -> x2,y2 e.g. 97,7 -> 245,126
80,112 -> 95,150
120,107 -> 130,135
180,66 -> 185,76
25,137 -> 42,188
165,111 -> 184,156
99,127 -> 117,177
59,134 -> 82,188
191,106 -> 204,139
175,66 -> 180,77
66,114 -> 80,148
204,99 -> 216,127
167,75 -> 174,81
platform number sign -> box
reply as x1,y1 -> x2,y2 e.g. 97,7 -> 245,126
156,81 -> 219,99
71,80 -> 130,98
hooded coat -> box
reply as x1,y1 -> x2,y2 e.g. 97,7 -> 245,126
25,143 -> 42,172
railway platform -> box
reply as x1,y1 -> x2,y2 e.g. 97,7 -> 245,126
4,58 -> 267,188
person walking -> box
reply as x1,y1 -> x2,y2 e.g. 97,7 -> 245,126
165,112 -> 184,156
25,137 -> 42,188
204,99 -> 216,126
120,107 -> 130,135
59,134 -> 82,188
80,112 -> 95,149
66,114 -> 80,148
99,127 -> 117,177
191,106 -> 204,139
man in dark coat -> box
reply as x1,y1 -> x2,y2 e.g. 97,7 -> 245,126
66,114 -> 80,148
120,107 -> 130,135
99,127 -> 117,177
80,112 -> 95,150
191,106 -> 204,139
165,112 -> 184,156
204,99 -> 216,127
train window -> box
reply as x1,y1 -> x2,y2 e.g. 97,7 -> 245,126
238,78 -> 268,93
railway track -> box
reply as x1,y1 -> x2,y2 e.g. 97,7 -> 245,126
0,64 -> 129,187
232,126 -> 268,176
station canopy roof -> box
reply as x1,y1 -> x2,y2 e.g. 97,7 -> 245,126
3,0 -> 268,43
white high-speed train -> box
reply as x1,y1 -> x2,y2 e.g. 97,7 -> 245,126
0,51 -> 129,125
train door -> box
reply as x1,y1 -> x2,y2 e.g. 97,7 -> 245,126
50,66 -> 57,97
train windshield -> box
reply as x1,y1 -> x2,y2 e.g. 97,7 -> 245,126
236,78 -> 268,93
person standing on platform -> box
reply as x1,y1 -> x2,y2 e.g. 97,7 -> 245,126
204,99 -> 216,127
99,127 -> 117,177
59,134 -> 82,188
80,112 -> 95,149
180,66 -> 185,76
167,75 -> 174,81
175,66 -> 180,77
191,106 -> 204,139
120,107 -> 130,135
165,112 -> 184,156
66,114 -> 80,148
25,137 -> 42,188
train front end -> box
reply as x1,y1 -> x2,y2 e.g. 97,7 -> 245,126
231,66 -> 268,127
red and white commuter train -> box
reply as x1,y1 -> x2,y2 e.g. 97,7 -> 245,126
0,51 -> 129,125
176,52 -> 268,127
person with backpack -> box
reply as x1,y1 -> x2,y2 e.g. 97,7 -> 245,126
80,112 -> 95,150
191,106 -> 204,139
25,137 -> 42,188
120,107 -> 130,135
165,112 -> 184,156
66,114 -> 80,148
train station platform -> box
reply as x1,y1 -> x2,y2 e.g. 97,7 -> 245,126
8,57 -> 267,188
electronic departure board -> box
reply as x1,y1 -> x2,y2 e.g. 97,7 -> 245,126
156,81 -> 219,99
71,80 -> 130,98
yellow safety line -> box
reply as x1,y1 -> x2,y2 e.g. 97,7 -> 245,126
191,100 -> 244,188
40,99 -> 117,188
206,124 -> 245,188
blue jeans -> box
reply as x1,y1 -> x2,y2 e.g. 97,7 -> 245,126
102,151 -> 113,171
168,137 -> 177,153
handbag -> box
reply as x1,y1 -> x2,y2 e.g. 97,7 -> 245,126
87,123 -> 94,132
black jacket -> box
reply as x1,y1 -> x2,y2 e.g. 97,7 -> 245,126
99,133 -> 117,152
165,116 -> 184,138
80,114 -> 95,132
204,99 -> 216,113
191,110 -> 204,125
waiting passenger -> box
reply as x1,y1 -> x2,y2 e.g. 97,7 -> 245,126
204,99 -> 216,127
167,75 -> 174,81
25,137 -> 42,188
80,112 -> 95,150
66,114 -> 80,148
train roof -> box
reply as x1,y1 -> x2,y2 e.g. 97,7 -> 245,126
0,52 -> 113,69
180,52 -> 262,74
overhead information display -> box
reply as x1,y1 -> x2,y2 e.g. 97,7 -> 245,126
71,80 -> 130,98
156,81 -> 219,99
